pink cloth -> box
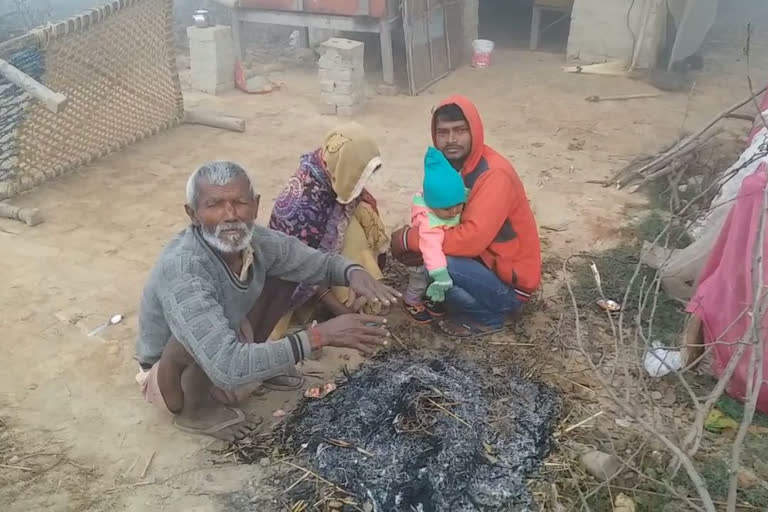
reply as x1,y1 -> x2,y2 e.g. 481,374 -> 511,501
411,196 -> 449,272
686,164 -> 768,413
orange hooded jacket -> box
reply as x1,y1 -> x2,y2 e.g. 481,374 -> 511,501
406,95 -> 541,300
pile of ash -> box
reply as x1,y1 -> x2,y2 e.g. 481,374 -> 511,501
252,351 -> 561,511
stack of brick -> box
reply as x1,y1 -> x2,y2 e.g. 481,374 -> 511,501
318,38 -> 365,116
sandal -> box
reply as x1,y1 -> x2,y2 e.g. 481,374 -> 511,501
404,303 -> 433,324
261,374 -> 305,391
172,407 -> 261,437
435,319 -> 504,339
424,300 -> 447,317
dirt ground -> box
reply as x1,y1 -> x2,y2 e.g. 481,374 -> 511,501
1,34 -> 767,510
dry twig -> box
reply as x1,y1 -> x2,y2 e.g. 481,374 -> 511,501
563,257 -> 718,511
140,451 -> 155,479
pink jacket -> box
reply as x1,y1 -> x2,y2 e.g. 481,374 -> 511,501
410,194 -> 458,272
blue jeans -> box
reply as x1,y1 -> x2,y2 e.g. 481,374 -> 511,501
444,257 -> 522,328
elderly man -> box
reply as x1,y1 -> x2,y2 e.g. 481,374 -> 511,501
136,161 -> 398,440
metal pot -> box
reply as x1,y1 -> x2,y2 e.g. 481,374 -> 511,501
193,9 -> 212,28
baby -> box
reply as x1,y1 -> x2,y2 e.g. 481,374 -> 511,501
404,147 -> 467,324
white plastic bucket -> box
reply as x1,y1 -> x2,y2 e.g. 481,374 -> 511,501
472,39 -> 495,67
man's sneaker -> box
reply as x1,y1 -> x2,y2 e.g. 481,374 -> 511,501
424,300 -> 446,317
405,303 -> 433,324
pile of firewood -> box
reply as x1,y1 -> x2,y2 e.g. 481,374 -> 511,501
612,85 -> 768,194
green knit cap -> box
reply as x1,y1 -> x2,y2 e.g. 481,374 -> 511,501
423,147 -> 467,209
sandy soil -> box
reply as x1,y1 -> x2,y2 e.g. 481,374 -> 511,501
1,40 -> 766,511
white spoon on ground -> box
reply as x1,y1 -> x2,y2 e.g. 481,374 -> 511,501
88,314 -> 123,337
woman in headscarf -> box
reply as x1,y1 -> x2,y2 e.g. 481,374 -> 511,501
268,122 -> 390,339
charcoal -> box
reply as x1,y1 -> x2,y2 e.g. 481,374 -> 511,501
247,350 -> 561,512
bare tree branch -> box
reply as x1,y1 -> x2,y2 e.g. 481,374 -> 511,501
563,258 -> 718,512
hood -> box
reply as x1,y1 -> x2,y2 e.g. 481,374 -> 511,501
323,122 -> 382,204
431,95 -> 485,176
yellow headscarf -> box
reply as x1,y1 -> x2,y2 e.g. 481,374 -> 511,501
323,122 -> 382,204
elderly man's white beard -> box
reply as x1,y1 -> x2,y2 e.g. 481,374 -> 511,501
201,221 -> 254,253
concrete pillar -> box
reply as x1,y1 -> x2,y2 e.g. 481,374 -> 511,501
187,25 -> 236,95
462,0 -> 480,61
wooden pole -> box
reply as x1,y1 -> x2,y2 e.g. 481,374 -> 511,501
183,109 -> 246,132
586,93 -> 662,103
0,202 -> 44,226
0,57 -> 67,113
613,85 -> 768,184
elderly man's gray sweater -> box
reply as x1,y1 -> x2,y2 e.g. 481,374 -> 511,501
136,225 -> 353,390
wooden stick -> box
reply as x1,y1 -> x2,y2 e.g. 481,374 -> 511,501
425,398 -> 473,429
0,57 -> 67,114
560,411 -> 605,435
183,110 -> 246,133
104,480 -> 155,494
725,113 -> 756,122
279,460 -> 352,495
0,463 -> 34,471
0,202 -> 44,226
615,86 -> 768,182
122,455 -> 139,479
620,127 -> 723,190
140,451 -> 155,479
562,60 -> 628,76
586,93 -> 661,103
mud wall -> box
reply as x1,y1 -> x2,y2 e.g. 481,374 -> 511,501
566,0 -> 662,68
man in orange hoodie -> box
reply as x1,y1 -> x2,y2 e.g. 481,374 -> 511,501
391,96 -> 541,337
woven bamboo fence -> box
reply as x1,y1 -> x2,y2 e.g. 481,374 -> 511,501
0,0 -> 184,199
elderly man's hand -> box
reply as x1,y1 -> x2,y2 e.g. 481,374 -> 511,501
310,314 -> 390,354
390,226 -> 424,267
346,267 -> 401,315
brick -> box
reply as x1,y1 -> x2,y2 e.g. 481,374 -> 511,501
318,52 -> 363,71
322,92 -> 363,107
318,67 -> 363,83
319,38 -> 365,61
320,79 -> 364,96
187,25 -> 233,43
319,103 -> 337,115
